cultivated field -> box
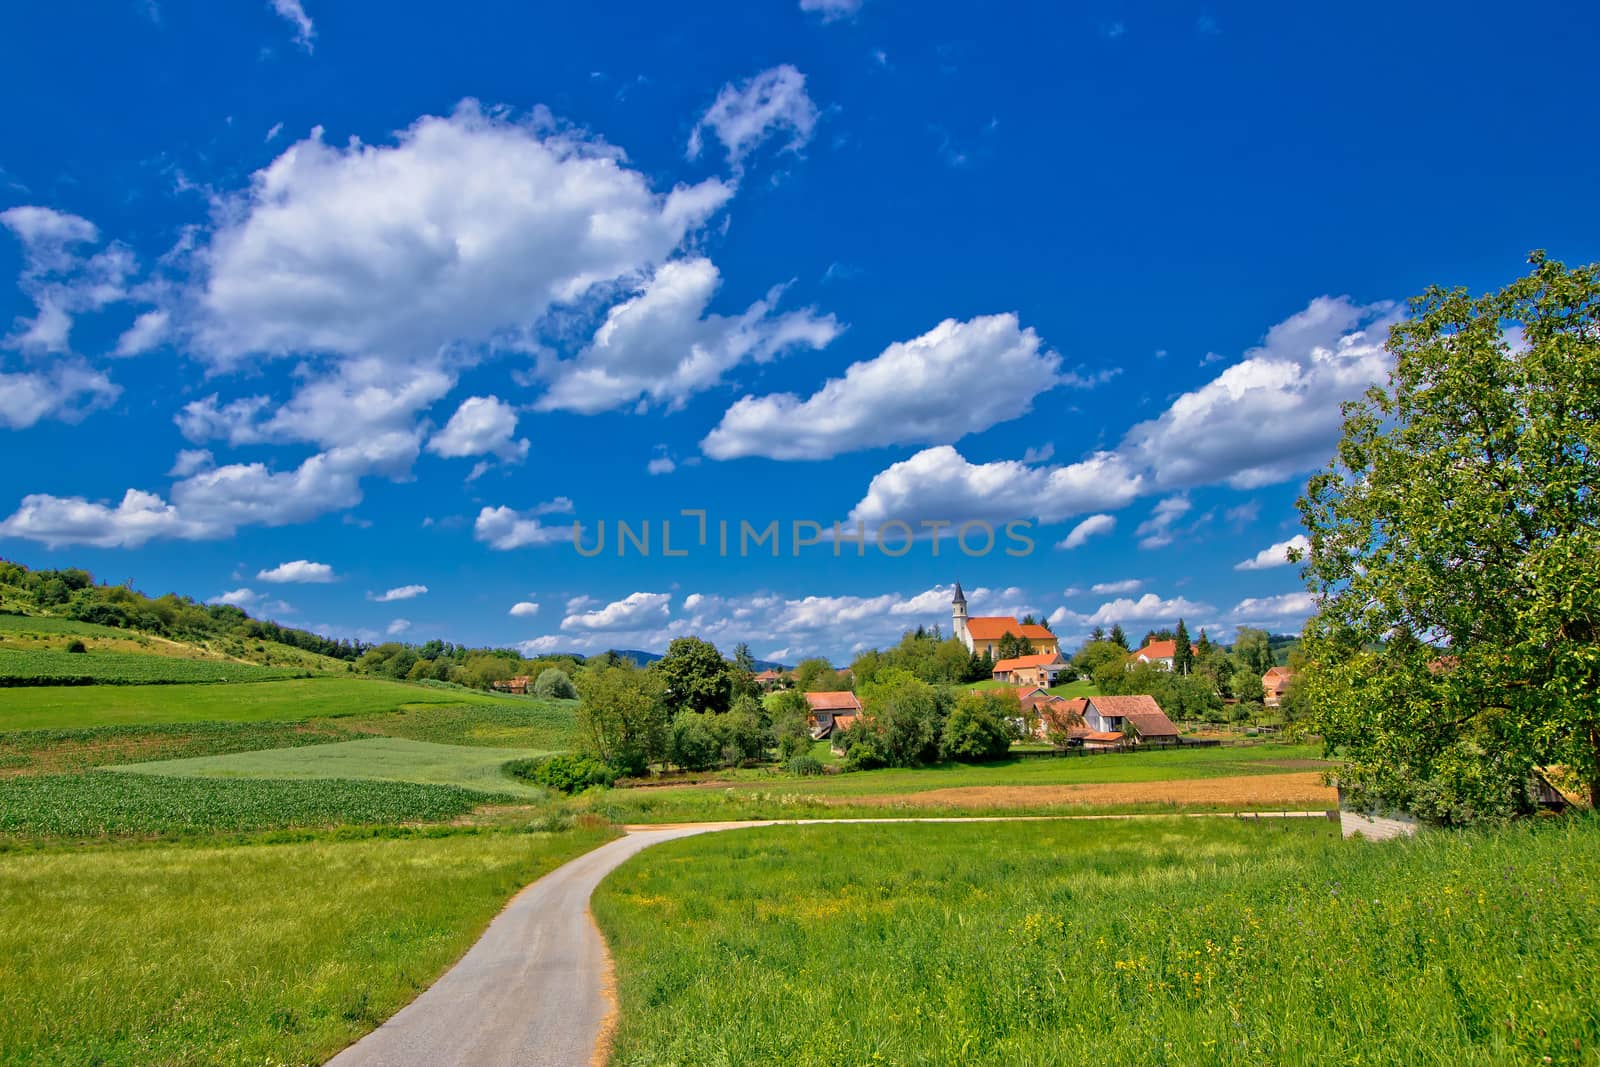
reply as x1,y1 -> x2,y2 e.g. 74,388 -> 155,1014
576,744 -> 1331,823
0,826 -> 615,1066
0,648 -> 308,685
594,816 -> 1600,1066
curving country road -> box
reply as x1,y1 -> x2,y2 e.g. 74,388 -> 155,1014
325,813 -> 1327,1067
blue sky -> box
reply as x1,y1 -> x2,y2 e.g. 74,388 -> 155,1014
1,0 -> 1597,663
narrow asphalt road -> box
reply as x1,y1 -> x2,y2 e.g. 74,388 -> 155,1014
325,822 -> 756,1067
325,812 -> 1329,1066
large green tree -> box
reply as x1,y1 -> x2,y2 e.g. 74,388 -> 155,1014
650,636 -> 733,715
1172,619 -> 1193,675
575,661 -> 669,776
1298,252 -> 1600,820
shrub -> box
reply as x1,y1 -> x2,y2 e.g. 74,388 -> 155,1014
64,640 -> 87,654
784,755 -> 824,776
533,667 -> 577,700
941,690 -> 1013,762
667,712 -> 721,772
507,754 -> 617,794
770,690 -> 814,762
715,695 -> 770,766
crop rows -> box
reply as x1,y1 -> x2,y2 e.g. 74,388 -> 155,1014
0,772 -> 503,836
0,719 -> 357,775
0,649 -> 308,686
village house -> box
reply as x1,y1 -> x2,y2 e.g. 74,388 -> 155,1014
1262,666 -> 1294,707
991,652 -> 1069,688
804,690 -> 863,740
753,668 -> 787,691
951,582 -> 1058,658
491,675 -> 532,695
1080,694 -> 1181,746
1130,639 -> 1197,671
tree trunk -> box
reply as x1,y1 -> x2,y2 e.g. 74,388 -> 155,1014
1591,723 -> 1600,811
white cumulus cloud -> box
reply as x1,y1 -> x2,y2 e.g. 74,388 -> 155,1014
703,314 -> 1066,461
1235,534 -> 1310,571
373,584 -> 428,602
561,591 -> 672,632
257,559 -> 337,583
427,395 -> 528,462
509,601 -> 540,618
474,503 -> 572,550
192,101 -> 731,367
1228,591 -> 1317,623
536,257 -> 838,414
846,445 -> 1142,531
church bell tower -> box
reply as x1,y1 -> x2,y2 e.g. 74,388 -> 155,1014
951,580 -> 971,651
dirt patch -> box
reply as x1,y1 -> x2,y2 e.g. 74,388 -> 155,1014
844,771 -> 1336,810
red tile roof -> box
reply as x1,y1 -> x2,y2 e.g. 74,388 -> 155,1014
804,691 -> 862,712
1086,694 -> 1180,737
992,653 -> 1064,671
1133,640 -> 1196,661
1263,666 -> 1292,681
966,616 -> 1056,642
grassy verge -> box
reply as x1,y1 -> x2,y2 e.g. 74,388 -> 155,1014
594,816 -> 1600,1066
115,736 -> 551,798
0,771 -> 507,838
0,676 -> 512,731
0,826 -> 614,1065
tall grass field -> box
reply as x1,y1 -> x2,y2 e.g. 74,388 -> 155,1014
0,827 -> 614,1065
593,817 -> 1600,1066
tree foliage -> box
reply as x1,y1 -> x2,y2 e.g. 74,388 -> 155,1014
575,661 -> 669,776
1172,619 -> 1193,675
1299,252 -> 1600,820
533,667 -> 577,700
651,636 -> 733,715
941,690 -> 1014,762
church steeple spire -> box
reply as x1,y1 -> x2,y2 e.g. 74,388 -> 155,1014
951,580 -> 971,651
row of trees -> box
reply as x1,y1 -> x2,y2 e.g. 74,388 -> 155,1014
832,671 -> 1016,769
574,639 -> 1029,777
576,636 -> 801,775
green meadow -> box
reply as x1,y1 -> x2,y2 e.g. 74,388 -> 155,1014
116,736 -> 551,798
594,816 -> 1600,1067
0,826 -> 615,1066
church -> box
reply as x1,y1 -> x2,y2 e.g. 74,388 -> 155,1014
950,581 -> 1059,659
